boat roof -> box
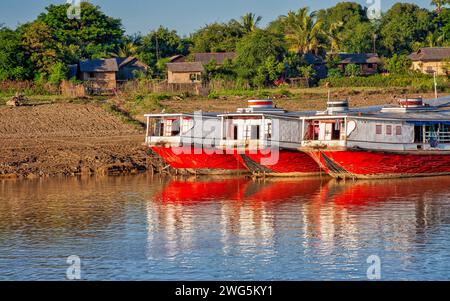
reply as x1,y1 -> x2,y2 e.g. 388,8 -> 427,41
144,112 -> 221,118
310,106 -> 450,123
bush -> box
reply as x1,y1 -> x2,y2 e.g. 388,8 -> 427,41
320,74 -> 449,92
48,62 -> 69,85
344,64 -> 361,77
384,54 -> 412,74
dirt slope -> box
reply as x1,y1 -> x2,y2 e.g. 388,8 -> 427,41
0,103 -> 151,178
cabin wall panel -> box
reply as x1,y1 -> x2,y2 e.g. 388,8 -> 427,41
348,120 -> 414,144
278,119 -> 302,143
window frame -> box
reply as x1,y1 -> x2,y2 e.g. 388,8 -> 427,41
376,125 -> 382,135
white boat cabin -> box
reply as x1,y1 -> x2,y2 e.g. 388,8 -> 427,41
144,112 -> 221,146
302,98 -> 450,151
219,100 -> 312,150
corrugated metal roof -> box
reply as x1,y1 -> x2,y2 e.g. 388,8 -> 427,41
193,52 -> 236,65
80,58 -> 118,72
338,53 -> 381,64
409,47 -> 450,61
166,62 -> 205,72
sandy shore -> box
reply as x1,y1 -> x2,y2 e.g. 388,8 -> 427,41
0,103 -> 154,178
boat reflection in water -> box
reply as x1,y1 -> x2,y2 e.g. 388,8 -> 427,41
146,176 -> 450,280
1,175 -> 450,280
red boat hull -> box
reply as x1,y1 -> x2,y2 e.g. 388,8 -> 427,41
235,149 -> 322,177
151,146 -> 248,175
307,149 -> 450,179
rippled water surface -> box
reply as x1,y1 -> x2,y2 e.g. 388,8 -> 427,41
1,174 -> 450,280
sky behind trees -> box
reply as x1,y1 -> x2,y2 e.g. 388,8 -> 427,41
0,0 -> 432,35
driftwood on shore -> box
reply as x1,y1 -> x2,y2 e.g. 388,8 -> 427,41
6,93 -> 27,107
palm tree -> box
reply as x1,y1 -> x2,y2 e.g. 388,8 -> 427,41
322,21 -> 344,53
431,0 -> 450,13
240,13 -> 262,34
283,8 -> 323,54
110,42 -> 139,57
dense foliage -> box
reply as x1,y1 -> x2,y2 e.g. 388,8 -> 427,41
0,1 -> 449,86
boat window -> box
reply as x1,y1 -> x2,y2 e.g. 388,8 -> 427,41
376,125 -> 382,135
255,125 -> 260,140
164,119 -> 173,136
171,119 -> 180,136
233,125 -> 238,140
396,126 -> 402,136
266,122 -> 272,140
386,125 -> 392,135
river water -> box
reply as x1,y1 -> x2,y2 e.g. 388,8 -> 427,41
1,174 -> 450,280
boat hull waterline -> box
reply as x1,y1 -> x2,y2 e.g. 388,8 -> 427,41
306,148 -> 450,179
151,146 -> 249,175
152,146 -> 324,177
235,148 -> 323,177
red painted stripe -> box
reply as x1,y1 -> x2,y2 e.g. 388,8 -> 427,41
151,146 -> 247,170
311,150 -> 450,177
236,149 -> 322,174
248,101 -> 273,106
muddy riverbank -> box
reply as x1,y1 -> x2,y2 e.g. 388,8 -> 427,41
0,103 -> 165,178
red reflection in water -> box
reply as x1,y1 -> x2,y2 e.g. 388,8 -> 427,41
327,176 -> 450,209
154,178 -> 250,204
155,177 -> 329,205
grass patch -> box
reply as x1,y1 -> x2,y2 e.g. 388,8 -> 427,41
100,101 -> 144,129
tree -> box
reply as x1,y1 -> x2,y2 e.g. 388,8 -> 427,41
204,59 -> 236,81
21,21 -> 59,76
379,3 -> 433,55
431,0 -> 450,13
190,21 -> 244,53
139,26 -> 188,74
432,8 -> 450,46
253,56 -> 285,87
35,3 -> 124,61
48,61 -> 69,85
298,65 -> 316,86
111,35 -> 141,57
235,30 -> 286,85
384,54 -> 412,74
317,2 -> 372,53
0,26 -> 30,80
322,21 -> 344,53
344,64 -> 361,77
239,13 -> 262,34
283,8 -> 323,54
325,54 -> 344,78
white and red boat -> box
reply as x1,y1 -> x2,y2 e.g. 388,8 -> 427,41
218,99 -> 322,177
301,97 -> 450,179
144,112 -> 248,175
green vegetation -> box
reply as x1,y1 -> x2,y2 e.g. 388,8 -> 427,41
321,74 -> 449,92
0,1 -> 449,93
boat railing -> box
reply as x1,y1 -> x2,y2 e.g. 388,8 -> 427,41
425,132 -> 450,144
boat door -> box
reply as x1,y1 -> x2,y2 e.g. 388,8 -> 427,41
318,120 -> 344,141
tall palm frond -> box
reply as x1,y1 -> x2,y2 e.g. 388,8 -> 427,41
284,8 -> 323,54
240,13 -> 262,34
110,42 -> 139,57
